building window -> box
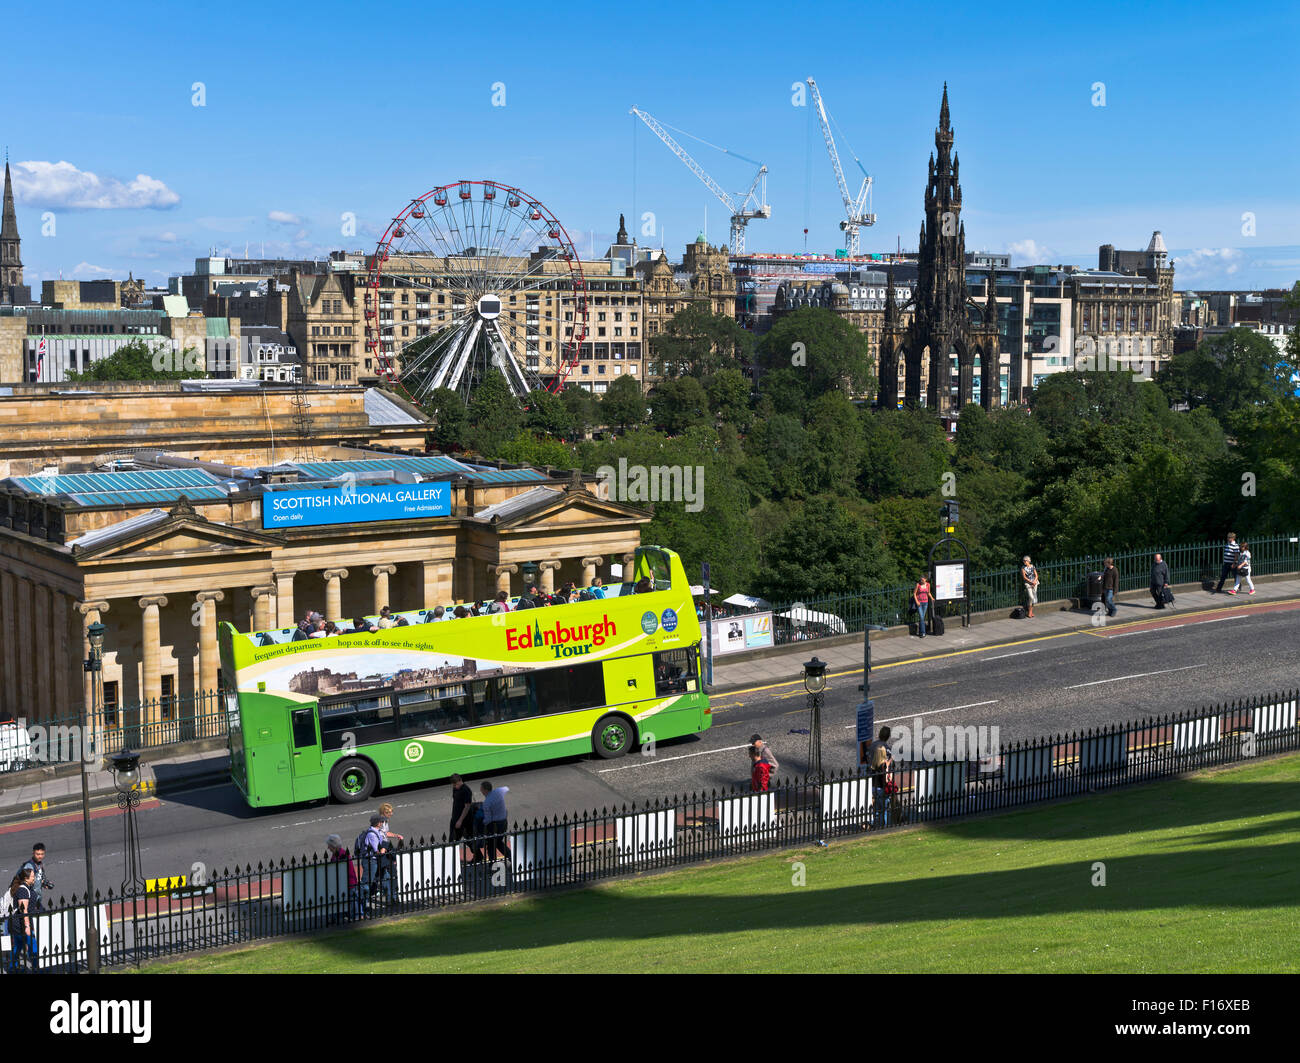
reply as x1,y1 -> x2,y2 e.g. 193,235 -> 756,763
313,364 -> 330,381
103,681 -> 119,727
338,364 -> 353,380
160,674 -> 176,720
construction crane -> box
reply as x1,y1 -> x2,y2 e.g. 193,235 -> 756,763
806,78 -> 875,257
630,106 -> 770,254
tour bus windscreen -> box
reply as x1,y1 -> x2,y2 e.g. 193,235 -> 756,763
218,545 -> 711,807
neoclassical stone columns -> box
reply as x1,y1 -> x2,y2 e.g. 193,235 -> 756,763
0,571 -> 16,714
251,585 -> 276,632
537,561 -> 561,595
372,564 -> 397,614
323,569 -> 349,621
275,573 -> 295,627
195,590 -> 225,697
489,563 -> 518,596
423,560 -> 453,610
581,556 -> 604,587
138,595 -> 169,712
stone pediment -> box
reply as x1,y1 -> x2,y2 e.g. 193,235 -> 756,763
485,487 -> 650,532
72,506 -> 279,561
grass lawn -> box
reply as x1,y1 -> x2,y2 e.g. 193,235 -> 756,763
149,752 -> 1300,974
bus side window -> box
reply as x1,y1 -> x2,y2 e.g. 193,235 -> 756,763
291,708 -> 317,749
495,674 -> 535,722
653,648 -> 694,696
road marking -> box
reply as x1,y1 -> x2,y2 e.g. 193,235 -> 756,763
981,649 -> 1041,661
1103,614 -> 1250,638
850,700 -> 999,727
595,743 -> 751,772
1063,663 -> 1206,690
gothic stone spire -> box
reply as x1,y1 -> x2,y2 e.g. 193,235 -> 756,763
1,160 -> 19,241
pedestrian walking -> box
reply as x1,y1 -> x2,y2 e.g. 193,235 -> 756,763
479,781 -> 512,863
6,868 -> 35,973
1215,533 -> 1241,594
1021,556 -> 1039,619
356,813 -> 389,906
325,834 -> 362,921
376,802 -> 404,847
20,843 -> 53,913
449,774 -> 483,863
1230,543 -> 1255,595
749,746 -> 771,792
1150,552 -> 1171,609
867,727 -> 893,827
912,574 -> 931,637
750,733 -> 779,774
1102,557 -> 1119,617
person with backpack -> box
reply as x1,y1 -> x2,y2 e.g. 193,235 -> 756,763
1230,543 -> 1255,595
355,814 -> 389,908
326,834 -> 361,922
749,746 -> 771,792
7,868 -> 35,972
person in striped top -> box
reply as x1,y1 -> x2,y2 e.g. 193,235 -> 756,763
1215,533 -> 1240,594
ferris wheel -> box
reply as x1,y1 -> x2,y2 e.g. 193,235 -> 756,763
365,180 -> 588,407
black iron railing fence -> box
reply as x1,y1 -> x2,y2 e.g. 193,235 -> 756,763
7,688 -> 1296,972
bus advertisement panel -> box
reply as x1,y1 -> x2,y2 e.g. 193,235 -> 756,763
218,547 -> 711,808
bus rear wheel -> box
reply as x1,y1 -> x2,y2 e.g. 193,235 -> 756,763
329,758 -> 377,803
592,715 -> 635,759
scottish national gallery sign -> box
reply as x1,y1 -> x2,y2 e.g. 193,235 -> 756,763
262,482 -> 451,529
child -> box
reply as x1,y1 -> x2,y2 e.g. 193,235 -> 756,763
1230,543 -> 1254,595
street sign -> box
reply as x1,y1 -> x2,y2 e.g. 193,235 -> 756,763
856,699 -> 876,744
701,561 -> 711,583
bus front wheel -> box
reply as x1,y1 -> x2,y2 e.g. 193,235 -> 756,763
592,715 -> 635,759
329,758 -> 377,803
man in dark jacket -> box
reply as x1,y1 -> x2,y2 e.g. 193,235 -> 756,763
1149,553 -> 1171,609
1102,557 -> 1119,617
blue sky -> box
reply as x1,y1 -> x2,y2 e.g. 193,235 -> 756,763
3,0 -> 1297,291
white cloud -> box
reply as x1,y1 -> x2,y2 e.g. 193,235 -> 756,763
1005,238 -> 1053,265
71,261 -> 118,278
12,161 -> 180,210
156,231 -> 180,243
1172,247 -> 1243,281
268,210 -> 302,225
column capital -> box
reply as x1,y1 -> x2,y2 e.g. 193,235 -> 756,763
195,590 -> 225,604
76,601 -> 111,616
537,560 -> 562,572
274,571 -> 295,586
323,568 -> 350,581
371,564 -> 397,577
489,563 -> 519,576
580,556 -> 604,568
250,584 -> 277,599
138,595 -> 168,609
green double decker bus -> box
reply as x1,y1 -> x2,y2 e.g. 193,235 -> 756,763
218,546 -> 711,808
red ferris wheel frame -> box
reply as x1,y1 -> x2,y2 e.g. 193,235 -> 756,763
364,180 -> 589,404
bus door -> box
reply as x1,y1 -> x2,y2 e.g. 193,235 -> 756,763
289,706 -> 324,800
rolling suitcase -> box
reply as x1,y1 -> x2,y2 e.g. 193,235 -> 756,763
930,612 -> 945,636
1161,586 -> 1174,606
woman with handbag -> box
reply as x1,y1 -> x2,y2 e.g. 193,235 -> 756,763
868,727 -> 893,827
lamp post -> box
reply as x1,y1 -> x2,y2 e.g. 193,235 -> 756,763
520,560 -> 539,592
803,656 -> 827,779
81,621 -> 105,974
110,749 -> 146,895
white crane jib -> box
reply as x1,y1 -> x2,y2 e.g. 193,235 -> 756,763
631,106 -> 770,254
806,77 -> 875,257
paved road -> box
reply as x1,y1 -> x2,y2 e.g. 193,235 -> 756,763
5,600 -> 1297,893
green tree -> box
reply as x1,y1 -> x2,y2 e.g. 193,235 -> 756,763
423,387 -> 469,452
65,338 -> 194,381
601,374 -> 647,433
648,376 -> 710,435
705,366 -> 753,431
755,497 -> 896,601
523,388 -> 573,438
494,430 -> 580,469
465,370 -> 523,457
756,308 -> 872,399
1156,327 -> 1292,430
649,303 -> 753,379
560,384 -> 600,438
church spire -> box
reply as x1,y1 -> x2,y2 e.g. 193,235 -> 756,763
939,82 -> 950,133
1,160 -> 19,241
616,213 -> 628,244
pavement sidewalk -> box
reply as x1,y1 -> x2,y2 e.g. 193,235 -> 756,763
4,575 -> 1296,817
707,575 -> 1300,694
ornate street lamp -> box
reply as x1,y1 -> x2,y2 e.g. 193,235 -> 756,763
520,560 -> 540,591
81,621 -> 106,973
110,749 -> 146,894
803,656 -> 827,779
